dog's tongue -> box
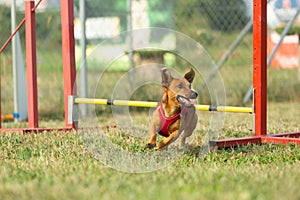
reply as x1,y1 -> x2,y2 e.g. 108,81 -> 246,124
177,96 -> 194,106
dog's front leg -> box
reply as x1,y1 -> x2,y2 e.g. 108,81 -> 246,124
155,130 -> 180,150
146,113 -> 160,149
146,124 -> 157,149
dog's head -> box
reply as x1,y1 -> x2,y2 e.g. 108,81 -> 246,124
161,68 -> 198,107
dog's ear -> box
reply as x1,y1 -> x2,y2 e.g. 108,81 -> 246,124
184,68 -> 195,83
161,68 -> 173,87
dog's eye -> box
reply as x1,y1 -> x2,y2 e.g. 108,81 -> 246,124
177,83 -> 184,89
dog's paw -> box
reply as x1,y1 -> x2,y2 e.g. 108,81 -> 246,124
154,146 -> 162,151
154,142 -> 165,151
146,143 -> 156,149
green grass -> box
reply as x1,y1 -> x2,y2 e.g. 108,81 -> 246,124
0,128 -> 299,200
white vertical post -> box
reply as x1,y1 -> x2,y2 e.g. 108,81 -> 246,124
11,0 -> 18,122
11,0 -> 28,122
80,0 -> 87,116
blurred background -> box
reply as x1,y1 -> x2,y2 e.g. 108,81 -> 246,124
0,0 -> 299,133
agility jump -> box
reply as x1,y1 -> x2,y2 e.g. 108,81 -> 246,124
73,97 -> 252,114
0,0 -> 299,147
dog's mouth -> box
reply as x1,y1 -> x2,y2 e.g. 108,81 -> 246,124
176,95 -> 195,107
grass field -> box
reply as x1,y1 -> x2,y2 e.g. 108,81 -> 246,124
0,134 -> 299,200
1,34 -> 300,199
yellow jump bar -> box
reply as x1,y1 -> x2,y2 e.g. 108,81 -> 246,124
74,98 -> 252,114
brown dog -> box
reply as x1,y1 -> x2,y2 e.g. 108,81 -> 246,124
146,68 -> 198,150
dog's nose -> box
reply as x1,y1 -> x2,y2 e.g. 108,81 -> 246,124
190,91 -> 198,99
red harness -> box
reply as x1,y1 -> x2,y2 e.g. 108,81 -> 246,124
157,102 -> 188,137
